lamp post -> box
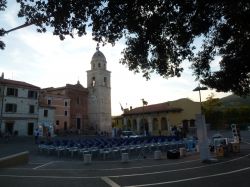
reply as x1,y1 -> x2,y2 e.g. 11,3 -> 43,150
141,99 -> 148,136
193,84 -> 211,162
193,85 -> 208,114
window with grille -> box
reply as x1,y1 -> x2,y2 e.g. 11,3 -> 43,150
5,103 -> 17,112
28,90 -> 38,99
29,105 -> 35,113
44,109 -> 48,117
7,88 -> 18,97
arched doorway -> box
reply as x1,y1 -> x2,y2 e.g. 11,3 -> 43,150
139,118 -> 149,135
161,117 -> 168,131
127,119 -> 131,130
153,118 -> 159,135
132,119 -> 137,131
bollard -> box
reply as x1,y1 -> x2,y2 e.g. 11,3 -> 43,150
154,150 -> 161,160
121,153 -> 129,163
179,148 -> 186,157
84,154 -> 92,164
196,144 -> 200,153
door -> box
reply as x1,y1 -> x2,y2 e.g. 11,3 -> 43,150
28,123 -> 34,135
77,118 -> 81,129
5,122 -> 14,135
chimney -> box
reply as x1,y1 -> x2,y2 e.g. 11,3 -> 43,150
1,72 -> 4,79
130,106 -> 132,110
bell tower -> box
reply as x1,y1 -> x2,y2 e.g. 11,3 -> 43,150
87,45 -> 111,133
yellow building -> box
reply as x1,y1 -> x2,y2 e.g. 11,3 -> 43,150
121,98 -> 201,136
112,115 -> 123,129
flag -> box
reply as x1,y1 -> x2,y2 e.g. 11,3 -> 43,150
119,103 -> 124,111
142,99 -> 148,106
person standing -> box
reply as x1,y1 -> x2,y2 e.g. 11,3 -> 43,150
34,128 -> 39,144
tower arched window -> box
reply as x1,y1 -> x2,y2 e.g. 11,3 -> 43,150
98,63 -> 101,68
91,77 -> 96,87
104,77 -> 107,86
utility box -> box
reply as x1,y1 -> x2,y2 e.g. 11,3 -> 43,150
215,147 -> 224,157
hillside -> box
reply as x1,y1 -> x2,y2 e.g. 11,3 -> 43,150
220,94 -> 250,107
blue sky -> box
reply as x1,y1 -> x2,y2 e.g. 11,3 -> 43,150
0,2 -> 231,115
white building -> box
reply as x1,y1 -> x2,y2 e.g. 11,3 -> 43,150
38,105 -> 55,136
0,73 -> 40,136
87,47 -> 112,133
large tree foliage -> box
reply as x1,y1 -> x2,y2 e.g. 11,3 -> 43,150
1,0 -> 250,96
0,0 -> 7,49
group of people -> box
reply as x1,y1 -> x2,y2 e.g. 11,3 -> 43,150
34,128 -> 51,144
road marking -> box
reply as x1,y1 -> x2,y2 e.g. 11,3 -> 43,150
0,174 -> 98,179
33,161 -> 57,170
108,153 -> 250,178
26,158 -> 200,171
0,153 -> 249,180
101,177 -> 121,187
123,167 -> 250,187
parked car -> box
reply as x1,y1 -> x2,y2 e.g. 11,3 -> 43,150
121,131 -> 140,138
209,133 -> 223,152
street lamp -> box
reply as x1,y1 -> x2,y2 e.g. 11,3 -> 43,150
193,84 -> 211,162
193,84 -> 208,113
141,99 -> 148,136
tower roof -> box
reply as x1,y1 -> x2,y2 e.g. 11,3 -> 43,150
91,50 -> 107,63
90,45 -> 107,70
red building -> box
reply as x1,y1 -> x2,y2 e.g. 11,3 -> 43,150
39,81 -> 88,134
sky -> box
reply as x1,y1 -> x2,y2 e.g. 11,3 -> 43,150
0,2 -> 231,116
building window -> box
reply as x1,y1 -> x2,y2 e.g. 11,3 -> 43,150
104,77 -> 107,86
64,101 -> 68,106
98,63 -> 101,68
56,120 -> 59,125
64,121 -> 67,130
77,96 -> 80,104
47,99 -> 51,105
5,103 -> 17,112
77,118 -> 81,129
28,90 -> 37,99
44,109 -> 48,117
7,88 -> 18,97
29,105 -> 35,114
64,110 -> 67,116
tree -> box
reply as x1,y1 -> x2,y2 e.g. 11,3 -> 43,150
202,93 -> 221,112
1,0 -> 250,96
0,0 -> 7,49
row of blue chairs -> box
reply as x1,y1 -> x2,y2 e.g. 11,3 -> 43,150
38,136 -> 197,160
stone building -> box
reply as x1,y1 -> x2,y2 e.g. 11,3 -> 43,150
87,47 -> 112,133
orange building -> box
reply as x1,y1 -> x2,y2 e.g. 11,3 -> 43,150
39,81 -> 88,134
